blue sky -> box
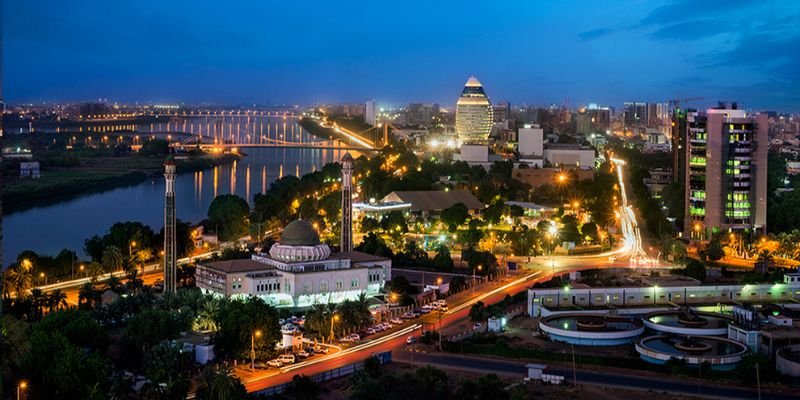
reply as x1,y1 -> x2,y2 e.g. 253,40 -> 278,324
3,0 -> 799,111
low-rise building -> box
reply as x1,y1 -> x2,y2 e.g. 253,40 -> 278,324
196,220 -> 391,308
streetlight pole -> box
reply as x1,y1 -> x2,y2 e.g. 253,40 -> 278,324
251,330 -> 261,371
329,314 -> 339,343
17,381 -> 27,400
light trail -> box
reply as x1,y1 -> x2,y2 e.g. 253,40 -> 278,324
609,158 -> 650,264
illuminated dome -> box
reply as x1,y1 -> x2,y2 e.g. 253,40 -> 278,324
456,75 -> 493,145
269,220 -> 331,262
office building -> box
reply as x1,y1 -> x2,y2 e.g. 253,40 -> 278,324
623,101 -> 648,128
647,103 -> 659,127
455,76 -> 493,144
493,101 -> 511,122
365,99 -> 377,126
684,103 -> 768,239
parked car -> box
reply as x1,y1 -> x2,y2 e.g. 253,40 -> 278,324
381,322 -> 393,329
314,346 -> 330,354
267,359 -> 283,368
340,336 -> 354,343
473,322 -> 482,330
366,328 -> 377,335
390,318 -> 403,325
406,336 -> 417,344
349,333 -> 361,341
401,312 -> 415,319
278,354 -> 295,364
295,350 -> 310,359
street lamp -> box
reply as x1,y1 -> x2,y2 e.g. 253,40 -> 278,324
129,240 -> 137,257
473,265 -> 482,294
39,272 -> 47,286
80,264 -> 86,278
329,314 -> 340,342
18,381 -> 27,400
251,330 -> 262,371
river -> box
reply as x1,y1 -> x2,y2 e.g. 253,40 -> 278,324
4,116 -> 360,264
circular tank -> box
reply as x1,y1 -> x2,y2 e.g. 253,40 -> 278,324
539,313 -> 644,346
643,310 -> 732,336
636,335 -> 748,370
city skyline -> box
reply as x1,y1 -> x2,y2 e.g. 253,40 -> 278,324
3,1 -> 800,111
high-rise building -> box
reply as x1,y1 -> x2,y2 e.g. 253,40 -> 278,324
163,155 -> 177,294
492,101 -> 511,122
623,101 -> 648,128
647,103 -> 659,127
365,99 -> 377,126
340,152 -> 354,252
684,103 -> 768,239
456,76 -> 493,144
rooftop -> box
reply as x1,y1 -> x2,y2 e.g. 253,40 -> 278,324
328,251 -> 390,264
200,259 -> 273,274
381,190 -> 483,212
280,219 -> 321,246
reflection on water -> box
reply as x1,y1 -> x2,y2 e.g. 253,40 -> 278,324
4,144 -> 360,265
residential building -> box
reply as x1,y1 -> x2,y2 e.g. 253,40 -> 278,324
492,101 -> 511,122
365,99 -> 377,126
684,103 -> 768,239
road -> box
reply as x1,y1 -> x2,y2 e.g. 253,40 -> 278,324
393,352 -> 796,400
240,251 -> 643,393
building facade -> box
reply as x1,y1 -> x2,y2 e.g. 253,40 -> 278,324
196,220 -> 391,308
455,76 -> 493,144
365,99 -> 377,126
684,103 -> 768,238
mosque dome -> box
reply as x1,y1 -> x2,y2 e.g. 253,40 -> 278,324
269,220 -> 330,262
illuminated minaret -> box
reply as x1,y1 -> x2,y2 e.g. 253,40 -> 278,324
163,154 -> 177,293
340,152 -> 354,252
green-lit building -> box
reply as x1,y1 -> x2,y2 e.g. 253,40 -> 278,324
684,103 -> 768,240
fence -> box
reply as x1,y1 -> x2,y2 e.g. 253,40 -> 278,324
252,351 -> 392,396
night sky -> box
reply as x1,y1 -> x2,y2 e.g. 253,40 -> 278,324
3,1 -> 799,111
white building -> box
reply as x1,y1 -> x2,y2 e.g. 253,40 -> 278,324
518,125 -> 544,157
543,144 -> 595,169
365,99 -> 377,126
196,220 -> 391,308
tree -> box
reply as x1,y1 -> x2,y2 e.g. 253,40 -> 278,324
78,282 -> 99,309
214,297 -> 281,361
431,244 -> 454,272
360,217 -> 381,233
441,203 -> 469,232
102,245 -> 125,272
193,298 -> 221,332
207,194 -> 250,241
704,237 -> 725,262
677,259 -> 707,282
469,301 -> 486,322
49,289 -> 68,311
142,342 -> 191,400
356,232 -> 394,258
195,364 -> 247,400
581,222 -> 599,243
380,210 -> 408,233
139,138 -> 170,156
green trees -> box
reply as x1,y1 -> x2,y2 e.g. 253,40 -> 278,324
141,342 -> 191,400
102,245 -> 125,272
441,202 -> 469,232
193,298 -> 221,332
195,364 -> 248,400
214,297 -> 281,361
207,194 -> 251,241
431,244 -> 454,272
356,232 -> 394,258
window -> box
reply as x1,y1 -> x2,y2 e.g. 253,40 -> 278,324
304,282 -> 312,293
351,279 -> 359,288
320,280 -> 328,292
336,280 -> 343,290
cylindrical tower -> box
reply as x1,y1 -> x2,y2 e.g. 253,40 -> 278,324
455,75 -> 493,145
163,155 -> 177,294
340,152 -> 354,252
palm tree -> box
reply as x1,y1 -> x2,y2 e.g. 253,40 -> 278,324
195,364 -> 247,400
87,261 -> 104,283
79,282 -> 98,309
193,298 -> 220,332
135,248 -> 153,275
49,289 -> 68,311
126,268 -> 144,293
106,275 -> 123,293
102,245 -> 125,273
30,287 -> 46,319
6,265 -> 32,298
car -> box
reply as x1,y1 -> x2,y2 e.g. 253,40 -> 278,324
267,359 -> 283,368
419,308 -> 431,314
366,328 -> 377,335
390,318 -> 403,325
401,312 -> 415,319
382,322 -> 393,329
412,311 -> 421,318
406,336 -> 417,344
278,354 -> 296,364
295,350 -> 310,359
438,305 -> 449,312
314,346 -> 329,354
473,322 -> 482,330
340,336 -> 354,343
349,333 -> 361,341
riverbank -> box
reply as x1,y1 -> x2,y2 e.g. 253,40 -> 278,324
2,153 -> 239,214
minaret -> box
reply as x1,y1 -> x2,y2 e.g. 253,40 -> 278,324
163,154 -> 177,294
340,152 -> 354,252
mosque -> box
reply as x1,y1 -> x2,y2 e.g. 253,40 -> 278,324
195,153 -> 392,308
